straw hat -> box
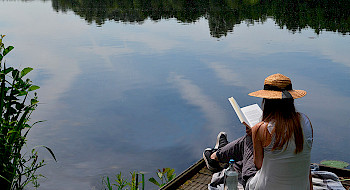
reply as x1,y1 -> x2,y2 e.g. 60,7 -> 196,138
248,73 -> 307,99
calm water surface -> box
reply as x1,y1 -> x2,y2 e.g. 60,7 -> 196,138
1,0 -> 350,189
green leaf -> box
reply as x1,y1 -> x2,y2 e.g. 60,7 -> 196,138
170,174 -> 176,181
18,91 -> 28,96
2,67 -> 14,75
320,160 -> 349,169
44,145 -> 57,162
106,176 -> 112,189
167,169 -> 175,180
21,67 -> 33,78
148,177 -> 160,186
0,174 -> 11,183
163,168 -> 170,173
31,120 -> 46,126
3,46 -> 14,56
34,145 -> 57,162
28,85 -> 40,91
12,69 -> 19,79
141,173 -> 145,190
7,129 -> 19,134
31,99 -> 39,105
157,172 -> 163,179
15,102 -> 25,110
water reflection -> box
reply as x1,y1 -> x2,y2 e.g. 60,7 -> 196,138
1,0 -> 350,189
51,0 -> 350,37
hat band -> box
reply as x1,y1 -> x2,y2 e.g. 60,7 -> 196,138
263,83 -> 292,91
264,84 -> 293,99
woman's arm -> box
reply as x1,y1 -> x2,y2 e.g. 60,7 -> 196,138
252,122 -> 266,169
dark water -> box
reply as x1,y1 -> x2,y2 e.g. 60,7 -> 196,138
1,0 -> 350,189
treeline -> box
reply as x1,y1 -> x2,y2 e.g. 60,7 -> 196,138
51,0 -> 350,37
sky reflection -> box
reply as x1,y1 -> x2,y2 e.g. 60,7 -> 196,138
1,1 -> 350,189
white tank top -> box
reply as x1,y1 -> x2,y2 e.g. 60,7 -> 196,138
247,113 -> 313,190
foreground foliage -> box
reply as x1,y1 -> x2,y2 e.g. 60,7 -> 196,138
0,35 -> 56,189
102,167 -> 176,189
149,168 -> 176,188
103,171 -> 145,190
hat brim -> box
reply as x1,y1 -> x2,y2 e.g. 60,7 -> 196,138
248,90 -> 307,99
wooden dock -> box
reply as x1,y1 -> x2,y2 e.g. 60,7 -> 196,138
160,159 -> 210,190
160,158 -> 350,190
160,159 -> 244,190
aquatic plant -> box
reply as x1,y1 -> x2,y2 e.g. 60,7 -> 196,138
128,171 -> 144,190
103,172 -> 128,190
0,35 -> 56,189
102,167 -> 176,189
102,171 -> 144,190
148,168 -> 176,188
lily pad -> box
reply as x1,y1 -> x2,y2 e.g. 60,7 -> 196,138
320,160 -> 349,169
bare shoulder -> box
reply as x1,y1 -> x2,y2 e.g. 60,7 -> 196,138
252,121 -> 268,134
252,121 -> 272,147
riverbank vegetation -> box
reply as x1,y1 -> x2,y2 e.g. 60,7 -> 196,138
0,35 -> 56,189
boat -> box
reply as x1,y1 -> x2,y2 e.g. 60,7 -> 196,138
160,158 -> 350,190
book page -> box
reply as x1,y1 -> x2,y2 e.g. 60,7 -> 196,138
241,104 -> 262,127
228,97 -> 249,127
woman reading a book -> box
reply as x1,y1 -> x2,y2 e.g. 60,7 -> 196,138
203,73 -> 313,189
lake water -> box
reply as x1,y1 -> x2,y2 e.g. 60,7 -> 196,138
1,0 -> 350,189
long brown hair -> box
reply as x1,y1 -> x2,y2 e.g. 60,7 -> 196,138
261,98 -> 303,154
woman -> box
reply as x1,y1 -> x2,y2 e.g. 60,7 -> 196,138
203,73 -> 313,189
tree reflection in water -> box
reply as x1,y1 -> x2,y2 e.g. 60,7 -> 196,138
50,0 -> 350,37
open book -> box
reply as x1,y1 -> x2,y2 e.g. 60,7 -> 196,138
228,97 -> 262,128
